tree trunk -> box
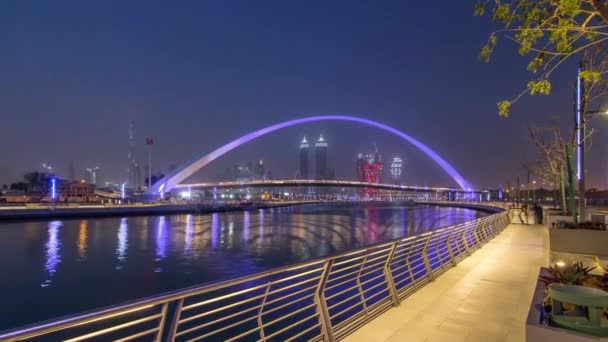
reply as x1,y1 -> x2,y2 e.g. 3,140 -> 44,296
560,169 -> 567,215
566,144 -> 577,224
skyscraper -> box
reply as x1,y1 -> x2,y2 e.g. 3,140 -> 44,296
356,145 -> 383,196
315,134 -> 328,180
84,167 -> 100,186
127,119 -> 138,187
299,136 -> 309,179
255,160 -> 265,180
390,157 -> 403,183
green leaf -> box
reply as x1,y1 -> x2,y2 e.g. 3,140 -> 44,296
528,80 -> 552,95
498,100 -> 511,117
579,70 -> 602,83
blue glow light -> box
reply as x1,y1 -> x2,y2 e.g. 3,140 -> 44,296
121,183 -> 126,200
50,178 -> 57,200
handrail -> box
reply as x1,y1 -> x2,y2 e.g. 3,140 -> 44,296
0,202 -> 511,342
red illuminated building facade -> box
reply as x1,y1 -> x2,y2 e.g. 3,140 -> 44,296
356,145 -> 384,196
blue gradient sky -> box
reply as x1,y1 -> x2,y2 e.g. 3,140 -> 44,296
1,1 -> 606,189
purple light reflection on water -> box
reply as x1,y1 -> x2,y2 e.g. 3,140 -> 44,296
211,213 -> 219,249
184,214 -> 193,257
116,218 -> 128,268
41,221 -> 62,287
155,217 -> 167,272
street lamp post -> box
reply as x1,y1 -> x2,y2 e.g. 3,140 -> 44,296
575,62 -> 608,222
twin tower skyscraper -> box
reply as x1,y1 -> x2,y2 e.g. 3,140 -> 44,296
298,135 -> 328,180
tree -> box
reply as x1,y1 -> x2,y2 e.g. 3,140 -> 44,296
23,171 -> 51,197
475,0 -> 608,116
529,125 -> 568,212
9,182 -> 28,192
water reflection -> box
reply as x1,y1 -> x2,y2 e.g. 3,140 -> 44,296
116,218 -> 128,269
42,221 -> 62,287
77,220 -> 87,261
0,204 -> 490,331
211,213 -> 219,249
155,216 -> 167,272
184,214 -> 193,257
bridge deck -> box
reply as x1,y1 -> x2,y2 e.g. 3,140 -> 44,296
343,223 -> 548,342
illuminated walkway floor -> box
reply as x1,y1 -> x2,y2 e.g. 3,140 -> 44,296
343,223 -> 549,342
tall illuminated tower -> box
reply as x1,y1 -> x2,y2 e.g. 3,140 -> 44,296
299,136 -> 309,179
315,134 -> 328,180
127,119 -> 138,187
390,157 -> 403,183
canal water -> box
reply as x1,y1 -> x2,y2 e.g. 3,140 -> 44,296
0,202 -> 487,331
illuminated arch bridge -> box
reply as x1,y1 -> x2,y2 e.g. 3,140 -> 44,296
146,115 -> 473,196
175,179 -> 463,194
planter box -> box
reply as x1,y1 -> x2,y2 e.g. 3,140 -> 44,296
542,207 -> 563,225
526,269 -> 606,341
546,214 -> 574,230
549,228 -> 608,257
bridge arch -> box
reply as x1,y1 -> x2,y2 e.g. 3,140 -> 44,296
146,115 -> 471,195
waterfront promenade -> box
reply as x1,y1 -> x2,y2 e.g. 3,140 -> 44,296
344,222 -> 549,342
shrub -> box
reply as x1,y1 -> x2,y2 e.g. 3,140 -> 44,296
541,262 -> 596,286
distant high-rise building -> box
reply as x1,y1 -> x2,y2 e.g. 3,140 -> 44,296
390,157 -> 403,183
255,160 -> 265,180
315,135 -> 328,180
84,167 -> 100,186
127,119 -> 139,187
356,144 -> 384,196
299,136 -> 309,179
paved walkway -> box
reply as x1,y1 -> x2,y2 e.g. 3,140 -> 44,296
343,223 -> 549,342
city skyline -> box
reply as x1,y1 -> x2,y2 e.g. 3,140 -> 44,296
1,1 -> 607,189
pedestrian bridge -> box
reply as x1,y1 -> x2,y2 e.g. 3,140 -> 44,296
175,179 -> 471,194
146,115 -> 473,197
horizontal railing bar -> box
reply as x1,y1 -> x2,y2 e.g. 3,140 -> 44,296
262,302 -> 317,329
114,327 -> 159,342
176,312 -> 258,339
330,297 -> 369,321
327,289 -> 364,311
180,302 -> 262,328
282,322 -> 321,342
181,284 -> 268,311
263,292 -> 315,316
325,258 -> 387,290
269,267 -> 324,286
261,311 -> 319,341
64,313 -> 162,342
332,246 -> 392,266
266,276 -> 320,297
179,294 -> 266,324
264,284 -> 317,308
217,325 -> 261,342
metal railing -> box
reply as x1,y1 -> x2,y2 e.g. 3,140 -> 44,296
0,204 -> 510,342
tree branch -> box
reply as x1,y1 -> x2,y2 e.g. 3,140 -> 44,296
592,0 -> 608,23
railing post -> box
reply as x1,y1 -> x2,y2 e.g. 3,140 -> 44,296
462,222 -> 472,255
472,220 -> 482,248
383,241 -> 399,306
315,259 -> 335,342
444,227 -> 457,267
166,298 -> 183,342
155,303 -> 169,342
257,282 -> 271,341
421,233 -> 435,281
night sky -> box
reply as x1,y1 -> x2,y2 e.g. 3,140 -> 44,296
1,1 -> 606,189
